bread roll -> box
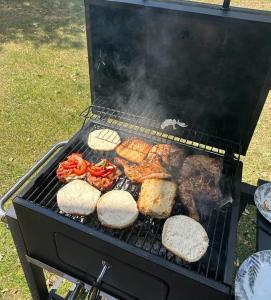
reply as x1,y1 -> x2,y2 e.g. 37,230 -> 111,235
97,190 -> 138,229
162,215 -> 209,262
88,129 -> 121,151
138,179 -> 176,219
57,180 -> 101,215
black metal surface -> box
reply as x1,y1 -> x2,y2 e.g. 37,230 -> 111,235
85,0 -> 271,155
6,207 -> 49,300
18,121 -> 240,288
14,199 -> 230,300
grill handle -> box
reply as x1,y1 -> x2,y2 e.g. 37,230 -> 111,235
87,261 -> 111,300
0,141 -> 67,223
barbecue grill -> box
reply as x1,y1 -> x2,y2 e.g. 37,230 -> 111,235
1,0 -> 271,299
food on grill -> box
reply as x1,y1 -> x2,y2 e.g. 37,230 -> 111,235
138,179 -> 177,219
115,138 -> 152,163
56,153 -> 90,182
97,190 -> 138,229
114,155 -> 171,183
178,155 -> 223,221
88,129 -> 121,151
162,215 -> 209,262
57,180 -> 101,215
147,144 -> 186,167
86,159 -> 121,191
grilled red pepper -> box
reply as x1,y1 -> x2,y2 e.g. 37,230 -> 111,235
88,159 -> 115,177
72,160 -> 87,175
56,153 -> 89,181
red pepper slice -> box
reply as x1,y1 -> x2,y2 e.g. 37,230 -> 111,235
61,162 -> 78,170
88,169 -> 105,177
72,159 -> 87,175
101,169 -> 113,177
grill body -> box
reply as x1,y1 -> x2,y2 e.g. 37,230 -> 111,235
12,121 -> 242,300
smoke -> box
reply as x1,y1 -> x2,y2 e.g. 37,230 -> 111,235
90,2 -> 246,148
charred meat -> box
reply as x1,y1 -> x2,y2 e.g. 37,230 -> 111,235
178,155 -> 223,221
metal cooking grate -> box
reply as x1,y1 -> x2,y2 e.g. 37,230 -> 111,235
81,96 -> 242,163
22,122 -> 237,283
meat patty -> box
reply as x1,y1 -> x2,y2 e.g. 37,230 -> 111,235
114,155 -> 171,183
147,144 -> 186,168
115,138 -> 152,163
178,155 -> 223,221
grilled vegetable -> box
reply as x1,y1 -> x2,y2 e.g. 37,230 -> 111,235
56,153 -> 89,182
87,159 -> 121,191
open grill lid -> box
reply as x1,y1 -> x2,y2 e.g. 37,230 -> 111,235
85,0 -> 271,155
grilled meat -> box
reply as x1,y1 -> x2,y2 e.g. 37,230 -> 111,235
178,155 -> 223,221
147,144 -> 186,167
115,138 -> 152,163
114,155 -> 171,183
180,155 -> 222,182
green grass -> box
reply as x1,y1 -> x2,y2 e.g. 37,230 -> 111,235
0,0 -> 271,299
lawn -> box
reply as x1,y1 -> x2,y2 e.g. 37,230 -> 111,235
0,0 -> 270,299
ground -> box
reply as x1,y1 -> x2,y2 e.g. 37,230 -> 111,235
0,0 -> 270,299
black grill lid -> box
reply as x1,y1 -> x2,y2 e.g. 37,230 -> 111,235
85,0 -> 271,155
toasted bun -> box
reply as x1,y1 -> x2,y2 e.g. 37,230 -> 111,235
162,215 -> 209,262
97,190 -> 138,229
138,179 -> 176,219
57,180 -> 101,215
88,129 -> 121,151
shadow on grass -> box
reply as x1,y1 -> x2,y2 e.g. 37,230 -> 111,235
0,0 -> 85,50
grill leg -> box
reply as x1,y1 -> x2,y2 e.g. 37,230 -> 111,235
6,209 -> 49,300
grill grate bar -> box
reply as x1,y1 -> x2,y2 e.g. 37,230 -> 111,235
205,208 -> 221,277
148,222 -> 163,253
197,207 -> 214,274
215,206 -> 229,279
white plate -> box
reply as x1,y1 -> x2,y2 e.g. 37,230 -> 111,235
254,183 -> 271,223
235,250 -> 271,300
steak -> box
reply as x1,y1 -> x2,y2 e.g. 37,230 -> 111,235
178,155 -> 223,221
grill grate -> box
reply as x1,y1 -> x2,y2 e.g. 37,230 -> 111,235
22,122 -> 237,283
81,97 -> 242,163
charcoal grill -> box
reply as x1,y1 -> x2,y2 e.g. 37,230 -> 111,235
1,0 -> 271,299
